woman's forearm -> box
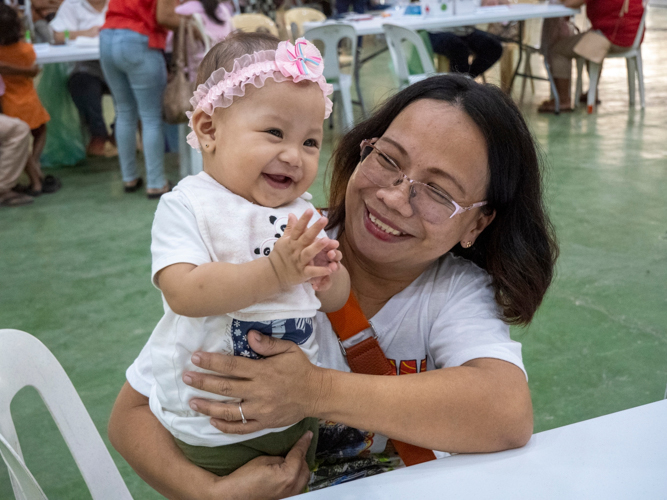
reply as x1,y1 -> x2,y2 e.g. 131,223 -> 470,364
156,0 -> 182,30
315,358 -> 533,453
108,383 -> 217,500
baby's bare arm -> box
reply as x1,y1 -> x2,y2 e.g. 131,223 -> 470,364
156,260 -> 283,317
316,264 -> 350,313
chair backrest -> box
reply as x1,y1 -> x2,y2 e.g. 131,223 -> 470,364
304,24 -> 357,81
284,7 -> 326,40
232,13 -> 280,37
382,24 -> 436,88
0,329 -> 132,500
0,432 -> 47,500
630,0 -> 649,50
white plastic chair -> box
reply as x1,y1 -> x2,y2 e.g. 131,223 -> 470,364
382,24 -> 437,90
0,329 -> 133,500
232,13 -> 280,37
284,7 -> 326,40
304,24 -> 358,130
575,1 -> 648,113
0,433 -> 47,500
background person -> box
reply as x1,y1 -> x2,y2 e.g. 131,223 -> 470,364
427,0 -> 505,79
107,74 -> 558,499
50,0 -> 116,156
0,5 -> 59,196
99,0 -> 180,197
538,0 -> 645,113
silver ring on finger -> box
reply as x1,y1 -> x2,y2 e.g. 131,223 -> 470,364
238,401 -> 248,424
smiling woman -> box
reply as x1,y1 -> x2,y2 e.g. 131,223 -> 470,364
108,74 -> 558,499
329,76 -> 556,325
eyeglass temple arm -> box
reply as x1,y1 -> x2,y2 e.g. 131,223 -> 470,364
450,201 -> 488,218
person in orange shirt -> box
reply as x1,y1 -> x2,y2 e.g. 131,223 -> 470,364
0,4 -> 60,195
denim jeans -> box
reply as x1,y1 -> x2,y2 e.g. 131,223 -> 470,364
100,29 -> 167,189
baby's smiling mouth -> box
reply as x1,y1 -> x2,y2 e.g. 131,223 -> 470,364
263,173 -> 294,189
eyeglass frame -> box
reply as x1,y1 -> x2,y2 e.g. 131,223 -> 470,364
358,138 -> 488,220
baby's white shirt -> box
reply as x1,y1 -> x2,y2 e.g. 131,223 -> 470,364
146,172 -> 325,446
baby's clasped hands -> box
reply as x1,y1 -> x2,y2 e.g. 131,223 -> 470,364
267,209 -> 339,291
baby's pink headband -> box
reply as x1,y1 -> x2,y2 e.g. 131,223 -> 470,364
186,38 -> 334,150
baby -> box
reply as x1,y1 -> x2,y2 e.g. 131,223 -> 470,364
144,32 -> 350,476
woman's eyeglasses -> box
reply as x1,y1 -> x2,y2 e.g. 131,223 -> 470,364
358,138 -> 487,224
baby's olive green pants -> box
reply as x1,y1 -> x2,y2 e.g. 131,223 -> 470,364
175,417 -> 319,476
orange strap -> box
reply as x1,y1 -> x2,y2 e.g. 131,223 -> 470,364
326,292 -> 437,467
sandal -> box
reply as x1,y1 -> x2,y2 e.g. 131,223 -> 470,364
0,191 -> 34,208
537,99 -> 573,114
124,177 -> 144,193
41,174 -> 62,194
146,181 -> 173,200
12,174 -> 62,196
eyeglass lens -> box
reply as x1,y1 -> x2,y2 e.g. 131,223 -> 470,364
360,145 -> 456,223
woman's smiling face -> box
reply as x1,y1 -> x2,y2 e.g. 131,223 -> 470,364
344,99 -> 492,271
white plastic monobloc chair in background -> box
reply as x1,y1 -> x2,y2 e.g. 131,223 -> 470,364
305,23 -> 358,131
284,7 -> 326,40
382,24 -> 437,90
0,329 -> 133,500
575,1 -> 648,113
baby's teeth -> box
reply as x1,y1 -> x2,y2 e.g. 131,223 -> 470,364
369,213 -> 402,236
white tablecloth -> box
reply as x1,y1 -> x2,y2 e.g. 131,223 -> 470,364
33,42 -> 100,65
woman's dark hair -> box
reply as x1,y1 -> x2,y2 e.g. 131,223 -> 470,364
196,31 -> 279,86
328,74 -> 558,326
0,4 -> 22,46
201,0 -> 224,25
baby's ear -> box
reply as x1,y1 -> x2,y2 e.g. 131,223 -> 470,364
191,109 -> 216,152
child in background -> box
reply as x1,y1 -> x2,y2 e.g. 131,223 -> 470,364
140,32 -> 350,477
0,4 -> 59,195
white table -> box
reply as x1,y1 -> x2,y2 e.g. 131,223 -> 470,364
303,4 -> 578,37
33,43 -> 100,65
304,400 -> 667,499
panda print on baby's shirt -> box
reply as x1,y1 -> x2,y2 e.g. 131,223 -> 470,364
253,215 -> 288,257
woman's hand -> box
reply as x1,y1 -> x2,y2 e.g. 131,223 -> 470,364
213,432 -> 313,500
184,332 -> 331,434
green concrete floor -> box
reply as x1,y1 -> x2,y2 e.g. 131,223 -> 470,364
1,8 -> 666,499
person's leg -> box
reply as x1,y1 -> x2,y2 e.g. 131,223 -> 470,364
462,29 -> 503,78
427,32 -> 471,75
24,124 -> 48,192
100,29 -> 142,186
174,418 -> 319,476
0,115 -> 34,206
115,31 -> 168,192
0,115 -> 31,192
539,31 -> 586,112
68,72 -> 109,150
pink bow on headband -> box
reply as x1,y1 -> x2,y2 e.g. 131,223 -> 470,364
275,38 -> 325,82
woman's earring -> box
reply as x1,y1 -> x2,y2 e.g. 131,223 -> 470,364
205,144 -> 209,149
464,241 -> 473,248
